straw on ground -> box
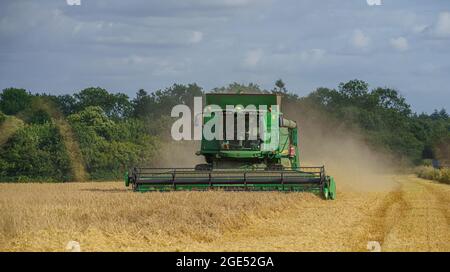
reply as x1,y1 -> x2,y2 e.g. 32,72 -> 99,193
0,175 -> 448,252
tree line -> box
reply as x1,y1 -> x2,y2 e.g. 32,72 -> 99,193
0,80 -> 448,181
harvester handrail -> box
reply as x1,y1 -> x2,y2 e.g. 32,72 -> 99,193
132,167 -> 325,176
134,166 -> 324,170
136,168 -> 325,176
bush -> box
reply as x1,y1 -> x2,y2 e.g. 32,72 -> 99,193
416,166 -> 450,184
68,106 -> 159,179
0,123 -> 72,182
0,111 -> 5,125
0,88 -> 32,115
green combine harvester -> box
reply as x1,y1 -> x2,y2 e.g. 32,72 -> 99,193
125,93 -> 336,199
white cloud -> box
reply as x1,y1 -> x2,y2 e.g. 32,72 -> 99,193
0,0 -> 449,113
97,54 -> 188,77
299,49 -> 326,63
419,12 -> 450,39
390,37 -> 409,51
434,11 -> 450,38
412,24 -> 427,34
366,0 -> 382,6
66,0 -> 81,6
189,31 -> 203,43
416,63 -> 439,75
222,0 -> 259,7
243,49 -> 263,67
351,29 -> 370,48
94,27 -> 204,46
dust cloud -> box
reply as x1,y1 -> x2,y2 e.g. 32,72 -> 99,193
152,140 -> 204,168
152,102 -> 399,192
284,103 -> 399,192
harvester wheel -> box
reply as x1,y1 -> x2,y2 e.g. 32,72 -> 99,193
322,176 -> 336,200
124,171 -> 129,187
323,186 -> 329,200
328,176 -> 336,200
265,164 -> 284,171
195,164 -> 212,171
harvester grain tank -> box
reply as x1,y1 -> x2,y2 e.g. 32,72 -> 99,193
125,93 -> 336,199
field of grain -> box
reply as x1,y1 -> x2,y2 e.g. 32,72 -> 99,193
0,175 -> 449,252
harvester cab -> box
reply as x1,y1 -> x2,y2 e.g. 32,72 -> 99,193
125,93 -> 336,200
195,93 -> 299,171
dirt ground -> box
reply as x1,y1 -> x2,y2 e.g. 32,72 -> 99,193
0,175 -> 449,252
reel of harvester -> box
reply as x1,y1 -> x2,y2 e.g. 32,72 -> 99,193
125,166 -> 336,200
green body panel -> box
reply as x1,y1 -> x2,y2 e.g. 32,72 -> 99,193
205,93 -> 280,109
209,150 -> 265,158
291,126 -> 300,169
134,183 -> 323,193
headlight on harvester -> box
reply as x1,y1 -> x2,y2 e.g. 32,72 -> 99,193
289,145 -> 295,157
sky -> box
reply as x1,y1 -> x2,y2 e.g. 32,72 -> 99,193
0,0 -> 449,113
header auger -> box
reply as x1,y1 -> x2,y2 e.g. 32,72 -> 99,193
125,93 -> 336,200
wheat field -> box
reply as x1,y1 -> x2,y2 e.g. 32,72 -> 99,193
0,182 -> 306,251
0,175 -> 449,252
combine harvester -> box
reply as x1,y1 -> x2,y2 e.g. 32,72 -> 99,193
125,93 -> 336,199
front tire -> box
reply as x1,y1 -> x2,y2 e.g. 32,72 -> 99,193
195,164 -> 212,171
265,164 -> 284,171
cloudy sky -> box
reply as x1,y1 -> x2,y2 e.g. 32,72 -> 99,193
1,0 -> 449,113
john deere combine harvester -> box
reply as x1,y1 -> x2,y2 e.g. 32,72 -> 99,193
125,93 -> 336,199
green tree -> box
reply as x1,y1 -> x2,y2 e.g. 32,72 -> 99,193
0,111 -> 5,125
338,79 -> 369,98
212,82 -> 264,94
74,87 -> 132,119
132,83 -> 203,119
301,80 -> 441,163
0,88 -> 33,115
0,123 -> 72,181
68,106 -> 159,179
272,79 -> 287,94
372,87 -> 411,116
306,87 -> 340,109
132,89 -> 153,118
55,94 -> 77,116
